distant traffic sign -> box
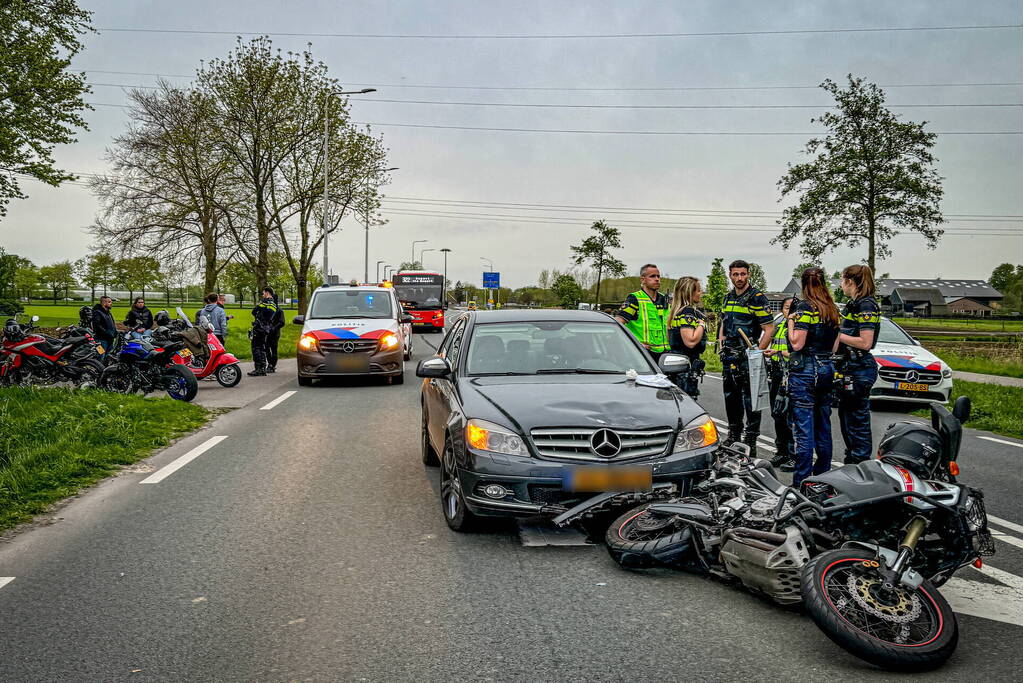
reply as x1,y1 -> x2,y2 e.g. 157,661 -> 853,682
482,271 -> 500,289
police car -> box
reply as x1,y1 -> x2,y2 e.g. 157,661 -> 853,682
870,317 -> 953,404
292,284 -> 413,386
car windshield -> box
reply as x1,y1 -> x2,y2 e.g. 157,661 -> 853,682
395,285 -> 443,309
309,290 -> 393,319
465,320 -> 654,375
878,317 -> 917,345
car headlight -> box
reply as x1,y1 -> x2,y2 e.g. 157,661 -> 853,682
674,415 -> 718,452
465,418 -> 529,456
298,333 -> 319,352
941,364 -> 952,378
378,332 -> 400,350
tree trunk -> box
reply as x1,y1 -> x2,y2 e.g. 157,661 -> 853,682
867,217 -> 876,273
91,285 -> 96,302
595,261 -> 603,306
296,276 -> 309,315
203,237 -> 218,294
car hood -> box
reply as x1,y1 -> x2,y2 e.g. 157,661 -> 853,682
302,317 -> 397,341
459,375 -> 705,433
874,342 -> 945,372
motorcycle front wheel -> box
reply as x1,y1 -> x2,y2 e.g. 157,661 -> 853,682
215,363 -> 242,388
605,504 -> 697,569
163,364 -> 199,402
70,358 -> 104,389
801,549 -> 958,672
98,364 -> 136,394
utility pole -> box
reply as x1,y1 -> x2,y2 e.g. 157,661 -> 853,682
322,87 -> 376,283
363,167 -> 398,283
440,248 -> 451,307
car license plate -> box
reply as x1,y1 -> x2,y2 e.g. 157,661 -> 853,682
564,466 -> 652,493
329,354 -> 371,373
897,382 -> 929,392
179,348 -> 191,358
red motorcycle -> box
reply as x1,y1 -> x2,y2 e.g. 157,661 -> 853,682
1,316 -> 105,388
166,309 -> 242,387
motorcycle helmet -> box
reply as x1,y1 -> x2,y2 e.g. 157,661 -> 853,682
876,421 -> 942,478
119,339 -> 155,362
4,319 -> 24,342
78,306 -> 93,326
154,310 -> 171,327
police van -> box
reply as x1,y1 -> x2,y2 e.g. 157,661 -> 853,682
292,284 -> 413,386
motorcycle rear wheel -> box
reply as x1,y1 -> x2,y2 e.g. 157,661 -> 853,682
164,364 -> 199,402
98,364 -> 136,394
71,358 -> 104,389
605,504 -> 696,569
801,549 -> 958,672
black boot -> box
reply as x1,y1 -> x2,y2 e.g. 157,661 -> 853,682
248,368 -> 266,376
743,433 -> 759,458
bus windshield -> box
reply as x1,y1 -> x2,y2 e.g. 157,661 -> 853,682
394,273 -> 444,310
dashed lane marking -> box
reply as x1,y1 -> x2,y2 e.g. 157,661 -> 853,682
989,515 -> 1023,536
978,435 -> 1023,449
260,390 -> 297,411
139,436 -> 229,485
709,417 -> 777,453
945,563 -> 1023,627
991,530 -> 1023,551
0,577 -> 14,590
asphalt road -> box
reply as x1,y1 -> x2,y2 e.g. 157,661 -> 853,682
2,324 -> 1022,682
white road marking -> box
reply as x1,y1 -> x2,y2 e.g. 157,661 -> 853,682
705,374 -> 723,381
260,390 -> 297,411
0,577 -> 14,590
945,563 -> 1023,627
989,515 -> 1023,536
991,530 -> 1023,550
978,435 -> 1023,449
709,416 -> 778,453
139,436 -> 229,485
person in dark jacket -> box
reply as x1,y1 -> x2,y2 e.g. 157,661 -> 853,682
264,287 -> 286,373
91,296 -> 117,352
124,298 -> 154,339
249,288 -> 279,376
666,276 -> 708,399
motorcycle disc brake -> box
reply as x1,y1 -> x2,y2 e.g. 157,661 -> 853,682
846,573 -> 922,624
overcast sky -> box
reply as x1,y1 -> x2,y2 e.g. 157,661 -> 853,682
3,0 -> 1021,291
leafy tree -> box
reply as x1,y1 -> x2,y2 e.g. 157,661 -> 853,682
398,261 -> 422,271
38,260 -> 77,303
74,252 -> 115,301
990,263 -> 1021,293
14,262 -> 40,302
115,256 -> 161,301
0,1 -> 92,221
748,263 -> 768,292
570,220 -> 627,305
551,274 -> 583,309
791,262 -> 818,278
775,75 -> 944,272
704,258 -> 728,312
222,261 -> 256,306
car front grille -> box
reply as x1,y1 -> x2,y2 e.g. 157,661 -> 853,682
529,427 -> 674,462
878,367 -> 942,385
318,338 -> 378,354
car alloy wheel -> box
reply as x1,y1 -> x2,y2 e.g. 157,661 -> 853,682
440,440 -> 476,531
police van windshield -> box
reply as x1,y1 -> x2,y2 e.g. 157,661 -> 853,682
465,321 -> 654,375
309,290 -> 394,319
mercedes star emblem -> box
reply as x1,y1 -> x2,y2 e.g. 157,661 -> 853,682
904,370 -> 919,383
341,341 -> 356,353
590,428 -> 623,458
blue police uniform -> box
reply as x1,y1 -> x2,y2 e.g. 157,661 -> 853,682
667,305 -> 707,399
838,296 -> 881,463
788,302 -> 839,486
719,287 -> 774,446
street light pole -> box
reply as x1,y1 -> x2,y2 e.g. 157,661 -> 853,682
411,240 -> 427,268
322,87 -> 376,284
480,257 -> 494,308
363,167 -> 399,283
440,248 -> 451,306
375,260 -> 385,282
420,248 -> 435,268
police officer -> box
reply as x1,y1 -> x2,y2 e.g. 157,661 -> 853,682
836,264 -> 881,464
765,298 -> 796,471
249,287 -> 279,377
786,268 -> 841,486
264,286 -> 285,373
718,260 -> 775,455
615,263 -> 669,362
666,276 -> 707,399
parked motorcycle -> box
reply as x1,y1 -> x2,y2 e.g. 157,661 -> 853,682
164,308 -> 241,388
97,330 -> 198,402
556,398 -> 992,672
1,316 -> 105,388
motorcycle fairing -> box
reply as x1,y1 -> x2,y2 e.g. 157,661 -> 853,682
803,460 -> 901,506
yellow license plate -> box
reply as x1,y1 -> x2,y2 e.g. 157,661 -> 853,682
180,348 -> 192,358
96,346 -> 104,354
897,382 -> 929,392
565,466 -> 652,493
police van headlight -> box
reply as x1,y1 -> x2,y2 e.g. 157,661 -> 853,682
298,333 -> 319,352
674,415 -> 718,452
378,332 -> 400,351
466,419 -> 528,456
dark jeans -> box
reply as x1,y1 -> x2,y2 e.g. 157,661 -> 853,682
721,352 -> 760,440
215,333 -> 226,347
838,360 -> 878,464
767,363 -> 794,458
266,328 -> 281,370
789,357 -> 835,486
251,328 -> 269,371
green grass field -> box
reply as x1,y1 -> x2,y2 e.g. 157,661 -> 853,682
892,317 -> 1023,333
18,303 -> 302,362
0,387 -> 209,530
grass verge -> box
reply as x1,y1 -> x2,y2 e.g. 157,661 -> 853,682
911,380 -> 1023,440
892,317 -> 1023,333
0,387 -> 209,531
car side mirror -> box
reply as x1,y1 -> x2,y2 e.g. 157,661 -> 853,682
292,315 -> 305,325
416,356 -> 452,378
658,353 -> 691,376
401,314 -> 414,324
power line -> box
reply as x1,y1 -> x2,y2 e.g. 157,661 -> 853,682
94,23 -> 1023,39
80,70 -> 1023,92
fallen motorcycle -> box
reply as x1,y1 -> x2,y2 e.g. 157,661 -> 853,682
97,331 -> 198,402
1,315 -> 104,388
556,398 -> 993,672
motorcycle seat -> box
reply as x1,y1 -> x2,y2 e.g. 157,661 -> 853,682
749,466 -> 788,496
803,460 -> 901,507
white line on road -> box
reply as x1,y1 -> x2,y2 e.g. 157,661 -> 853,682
0,577 -> 14,590
705,374 -> 723,381
945,562 -> 1023,627
260,391 -> 297,411
139,436 -> 229,485
989,515 -> 1023,536
978,435 -> 1023,449
991,530 -> 1023,550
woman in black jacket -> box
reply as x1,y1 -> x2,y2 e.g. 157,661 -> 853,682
124,298 -> 154,338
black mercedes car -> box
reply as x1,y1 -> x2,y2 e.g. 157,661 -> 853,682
416,309 -> 719,531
